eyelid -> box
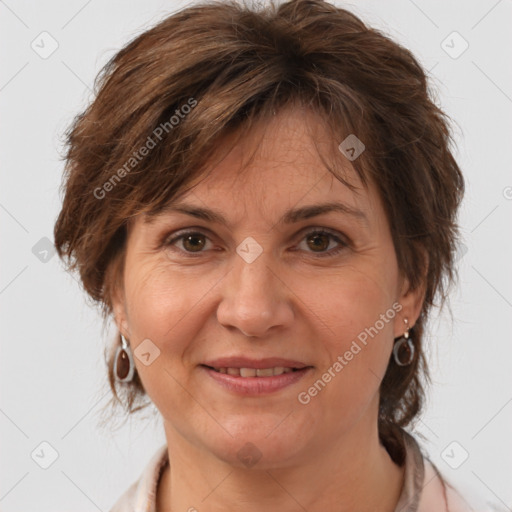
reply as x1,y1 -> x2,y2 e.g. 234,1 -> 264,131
293,227 -> 350,257
162,228 -> 216,253
296,225 -> 347,240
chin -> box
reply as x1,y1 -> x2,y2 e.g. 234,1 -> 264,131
202,412 -> 314,470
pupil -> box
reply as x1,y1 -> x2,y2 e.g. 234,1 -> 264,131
309,234 -> 328,251
184,235 -> 204,251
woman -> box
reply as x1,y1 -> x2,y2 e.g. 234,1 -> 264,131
53,0 -> 480,510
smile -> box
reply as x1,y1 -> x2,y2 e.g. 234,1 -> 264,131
200,364 -> 313,395
209,366 -> 299,377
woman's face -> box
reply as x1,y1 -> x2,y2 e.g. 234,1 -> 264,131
113,107 -> 423,468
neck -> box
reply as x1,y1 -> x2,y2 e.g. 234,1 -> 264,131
157,413 -> 405,512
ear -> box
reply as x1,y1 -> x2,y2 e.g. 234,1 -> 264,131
394,275 -> 426,338
112,287 -> 130,339
108,256 -> 130,339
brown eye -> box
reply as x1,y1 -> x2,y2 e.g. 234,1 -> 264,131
181,234 -> 206,252
296,229 -> 348,257
306,233 -> 330,252
166,231 -> 212,255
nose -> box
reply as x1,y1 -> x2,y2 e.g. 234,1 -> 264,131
216,251 -> 294,338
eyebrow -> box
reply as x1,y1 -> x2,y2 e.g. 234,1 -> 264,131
145,201 -> 369,228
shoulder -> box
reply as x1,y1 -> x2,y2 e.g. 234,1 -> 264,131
415,446 -> 495,512
421,457 -> 509,512
399,430 -> 491,512
109,444 -> 169,512
418,457 -> 478,512
109,480 -> 138,512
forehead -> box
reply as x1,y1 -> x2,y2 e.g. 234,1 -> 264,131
132,106 -> 383,233
198,106 -> 361,188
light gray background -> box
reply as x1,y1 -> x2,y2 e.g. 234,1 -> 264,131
1,0 -> 511,510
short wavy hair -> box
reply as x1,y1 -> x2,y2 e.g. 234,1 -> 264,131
54,0 -> 464,464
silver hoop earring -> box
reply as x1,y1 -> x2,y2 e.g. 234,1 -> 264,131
114,334 -> 135,382
393,318 -> 415,366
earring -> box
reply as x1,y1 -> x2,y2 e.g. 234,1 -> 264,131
114,334 -> 136,382
393,318 -> 415,366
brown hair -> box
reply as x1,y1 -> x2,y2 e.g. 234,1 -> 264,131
53,0 -> 464,463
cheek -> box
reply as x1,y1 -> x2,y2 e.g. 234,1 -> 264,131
122,263 -> 208,414
124,261 -> 203,341
297,266 -> 397,401
121,261 -> 225,399
301,263 -> 397,340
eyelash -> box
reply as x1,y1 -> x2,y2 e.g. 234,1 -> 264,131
164,228 -> 349,258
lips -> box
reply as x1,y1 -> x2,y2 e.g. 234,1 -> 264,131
200,357 -> 313,395
210,366 -> 297,377
202,357 -> 310,370
199,360 -> 313,396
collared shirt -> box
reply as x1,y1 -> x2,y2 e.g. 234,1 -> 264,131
109,430 -> 482,512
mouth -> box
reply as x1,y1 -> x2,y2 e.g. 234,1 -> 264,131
199,358 -> 313,395
203,366 -> 303,377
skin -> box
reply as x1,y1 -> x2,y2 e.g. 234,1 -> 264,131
112,105 -> 425,512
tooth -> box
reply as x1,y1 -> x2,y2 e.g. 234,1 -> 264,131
218,366 -> 300,377
240,368 -> 257,377
256,368 -> 274,377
